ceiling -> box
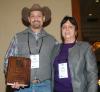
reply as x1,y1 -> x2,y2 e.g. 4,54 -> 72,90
80,0 -> 100,44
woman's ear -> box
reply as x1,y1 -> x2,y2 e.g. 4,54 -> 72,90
75,31 -> 78,39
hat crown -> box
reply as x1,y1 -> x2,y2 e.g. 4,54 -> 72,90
30,4 -> 43,12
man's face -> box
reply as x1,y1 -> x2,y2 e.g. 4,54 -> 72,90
28,11 -> 45,29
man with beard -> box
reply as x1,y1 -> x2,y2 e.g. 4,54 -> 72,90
4,4 -> 57,92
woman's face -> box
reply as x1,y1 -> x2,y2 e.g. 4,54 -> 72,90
61,20 -> 77,41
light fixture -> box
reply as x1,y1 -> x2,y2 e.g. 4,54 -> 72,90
96,0 -> 99,3
92,41 -> 100,51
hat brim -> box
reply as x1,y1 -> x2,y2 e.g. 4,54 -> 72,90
21,6 -> 51,27
21,7 -> 30,27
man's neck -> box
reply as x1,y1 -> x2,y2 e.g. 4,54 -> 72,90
31,27 -> 41,33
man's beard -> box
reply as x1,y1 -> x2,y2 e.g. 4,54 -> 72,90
31,21 -> 42,29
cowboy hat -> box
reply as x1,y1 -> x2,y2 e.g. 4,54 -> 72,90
21,4 -> 51,27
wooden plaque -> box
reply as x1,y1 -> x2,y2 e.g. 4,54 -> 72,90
6,56 -> 31,86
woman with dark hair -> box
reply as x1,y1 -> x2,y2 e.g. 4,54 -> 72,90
51,16 -> 98,92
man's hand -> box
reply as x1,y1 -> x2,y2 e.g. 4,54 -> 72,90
11,82 -> 26,89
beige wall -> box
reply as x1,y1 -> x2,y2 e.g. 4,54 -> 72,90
0,0 -> 72,91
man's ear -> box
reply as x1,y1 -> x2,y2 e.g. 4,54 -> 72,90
28,17 -> 30,23
43,16 -> 45,22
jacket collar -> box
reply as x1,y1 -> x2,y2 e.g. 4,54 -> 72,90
23,27 -> 48,38
54,41 -> 81,56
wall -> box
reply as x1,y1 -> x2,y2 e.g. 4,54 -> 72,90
0,0 -> 72,91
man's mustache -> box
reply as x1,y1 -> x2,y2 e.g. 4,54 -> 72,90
32,21 -> 40,23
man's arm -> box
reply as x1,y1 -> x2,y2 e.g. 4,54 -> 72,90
4,36 -> 18,74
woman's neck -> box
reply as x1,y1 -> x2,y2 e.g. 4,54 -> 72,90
64,38 -> 76,44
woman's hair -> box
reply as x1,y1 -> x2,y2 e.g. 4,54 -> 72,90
60,16 -> 78,30
60,16 -> 78,42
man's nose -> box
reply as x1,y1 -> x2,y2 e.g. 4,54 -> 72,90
34,16 -> 39,20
